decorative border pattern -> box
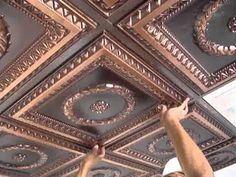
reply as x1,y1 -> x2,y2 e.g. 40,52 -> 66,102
0,0 -> 96,102
0,15 -> 10,59
119,0 -> 236,92
0,116 -> 88,154
63,84 -> 135,125
193,0 -> 236,56
88,0 -> 127,17
24,112 -> 96,144
0,144 -> 48,170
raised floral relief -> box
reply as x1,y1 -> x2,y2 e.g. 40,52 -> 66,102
194,0 -> 236,56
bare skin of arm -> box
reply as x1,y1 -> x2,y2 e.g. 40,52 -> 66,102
77,145 -> 105,177
161,98 -> 214,177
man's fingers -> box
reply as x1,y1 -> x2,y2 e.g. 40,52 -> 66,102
92,145 -> 99,154
92,145 -> 105,158
180,98 -> 190,109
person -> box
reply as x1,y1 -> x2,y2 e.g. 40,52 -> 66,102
77,98 -> 214,177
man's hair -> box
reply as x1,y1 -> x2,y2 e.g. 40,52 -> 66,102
163,172 -> 185,177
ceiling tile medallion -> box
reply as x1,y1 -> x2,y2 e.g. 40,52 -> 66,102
0,0 -> 96,102
0,15 -> 10,59
0,144 -> 48,170
119,0 -> 236,93
90,100 -> 111,114
4,33 -> 185,147
87,0 -> 127,17
109,104 -> 230,171
63,84 -> 135,125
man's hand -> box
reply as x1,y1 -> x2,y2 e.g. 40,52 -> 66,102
82,145 -> 105,170
160,98 -> 190,125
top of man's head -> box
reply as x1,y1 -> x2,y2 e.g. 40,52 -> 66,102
163,172 -> 185,177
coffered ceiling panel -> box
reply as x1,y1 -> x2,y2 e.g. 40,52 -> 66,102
0,0 -> 96,103
0,116 -> 82,177
0,0 -> 235,176
4,33 -> 186,146
119,0 -> 236,93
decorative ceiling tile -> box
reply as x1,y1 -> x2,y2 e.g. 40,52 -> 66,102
0,128 -> 80,177
119,0 -> 236,93
0,0 -> 96,103
109,104 -> 230,169
4,33 -> 186,147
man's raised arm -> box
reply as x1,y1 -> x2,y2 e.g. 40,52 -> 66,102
161,98 -> 214,177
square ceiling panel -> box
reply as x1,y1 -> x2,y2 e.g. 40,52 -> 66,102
108,104 -> 230,172
0,130 -> 80,177
0,0 -> 96,103
119,0 -> 236,93
4,33 -> 186,147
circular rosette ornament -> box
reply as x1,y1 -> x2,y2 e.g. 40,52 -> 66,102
0,144 -> 48,170
63,84 -> 135,126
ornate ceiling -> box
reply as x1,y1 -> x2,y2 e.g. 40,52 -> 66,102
0,0 -> 235,176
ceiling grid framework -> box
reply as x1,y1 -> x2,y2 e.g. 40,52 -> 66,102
0,0 -> 235,176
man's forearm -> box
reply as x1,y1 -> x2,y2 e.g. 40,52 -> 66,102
164,119 -> 214,177
77,162 -> 90,177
